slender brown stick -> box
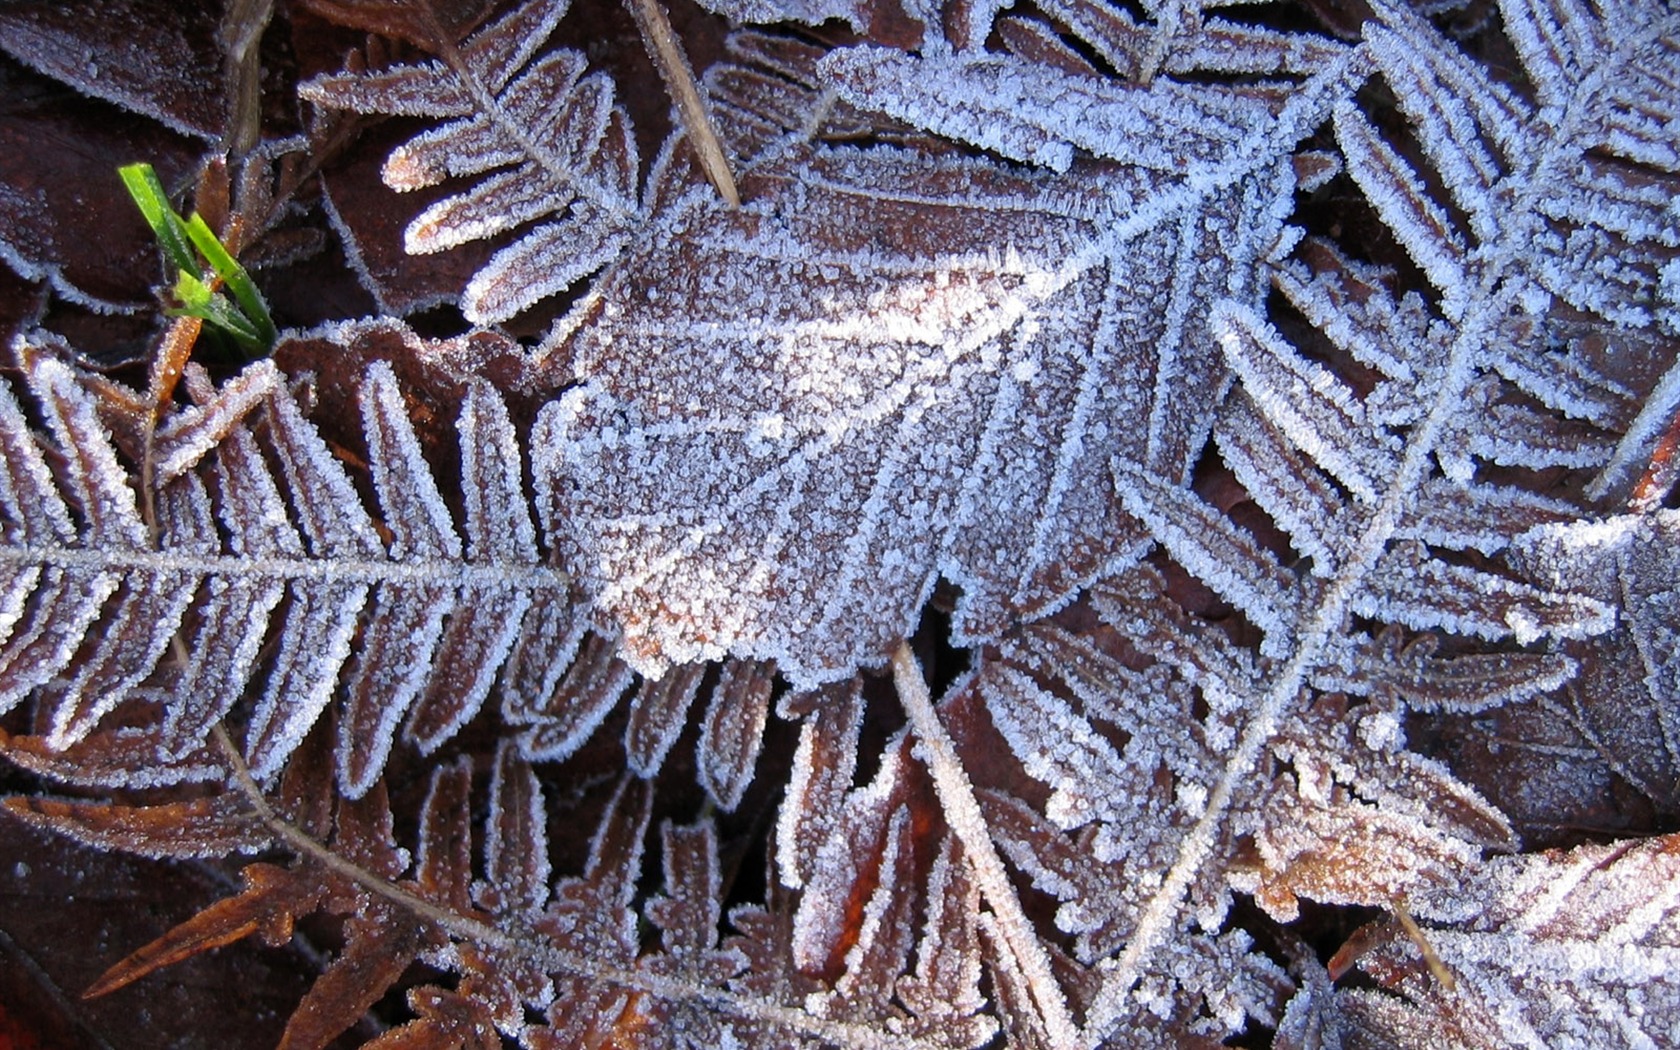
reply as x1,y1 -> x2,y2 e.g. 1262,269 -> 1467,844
622,0 -> 741,208
1393,900 -> 1457,991
891,642 -> 1084,1050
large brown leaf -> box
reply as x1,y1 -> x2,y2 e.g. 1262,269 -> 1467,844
533,136 -> 1300,688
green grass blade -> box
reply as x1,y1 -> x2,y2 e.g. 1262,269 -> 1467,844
170,272 -> 264,352
183,212 -> 276,349
118,163 -> 199,276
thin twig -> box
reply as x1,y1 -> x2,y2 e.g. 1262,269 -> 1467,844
891,642 -> 1085,1050
1393,900 -> 1456,991
623,0 -> 741,208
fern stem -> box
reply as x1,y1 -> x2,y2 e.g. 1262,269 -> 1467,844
891,642 -> 1085,1050
0,545 -> 572,589
208,725 -> 936,1050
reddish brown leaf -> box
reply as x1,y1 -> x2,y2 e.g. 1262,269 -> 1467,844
696,658 -> 775,811
83,862 -> 323,998
0,0 -> 227,138
414,757 -> 476,914
0,60 -> 202,312
294,0 -> 498,52
1,793 -> 271,858
361,986 -> 499,1050
280,903 -> 437,1050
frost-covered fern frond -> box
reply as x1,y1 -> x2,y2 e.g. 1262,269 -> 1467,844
0,326 -> 580,797
1324,833 -> 1680,1049
962,571 -> 1521,1042
1072,0 -> 1679,1035
1343,0 -> 1680,331
299,0 -> 642,323
7,691 -> 1031,1050
0,320 -> 818,813
814,0 -> 1352,177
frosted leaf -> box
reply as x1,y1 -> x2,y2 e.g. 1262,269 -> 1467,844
1087,565 -> 1263,714
893,836 -> 994,1047
812,805 -> 918,1020
245,579 -> 371,780
642,819 -> 749,1015
402,584 -> 533,754
263,370 -> 384,561
623,661 -> 706,777
984,776 -> 1291,1042
1480,320 -> 1645,432
1314,629 -> 1577,714
693,0 -> 874,32
45,560 -> 200,750
337,586 -> 455,797
0,722 -> 224,789
817,46 -> 1275,173
0,574 -> 101,712
1348,1 -> 1680,335
536,128 -> 1304,686
1508,511 -> 1680,815
1244,700 -> 1514,922
984,663 -> 1133,831
647,821 -> 724,961
775,678 -> 864,888
697,658 -> 776,811
1333,101 -> 1471,317
32,356 -> 148,550
403,379 -> 539,755
150,360 -> 284,484
462,200 -> 634,325
457,379 -> 536,565
1592,354 -> 1680,503
1,793 -> 273,859
360,363 -> 463,564
1214,393 -> 1355,574
1359,542 -> 1614,644
516,632 -> 635,762
1213,301 -> 1401,503
1395,478 -> 1580,556
995,16 -> 1104,77
1437,390 -> 1617,473
791,742 -> 915,975
1272,248 -> 1431,386
1363,21 -> 1515,245
0,372 -> 75,546
1113,460 -> 1300,651
479,740 -> 550,916
1027,0 -> 1345,80
415,757 -> 475,913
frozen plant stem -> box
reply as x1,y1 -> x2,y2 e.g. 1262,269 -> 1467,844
623,0 -> 740,207
891,642 -> 1084,1050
